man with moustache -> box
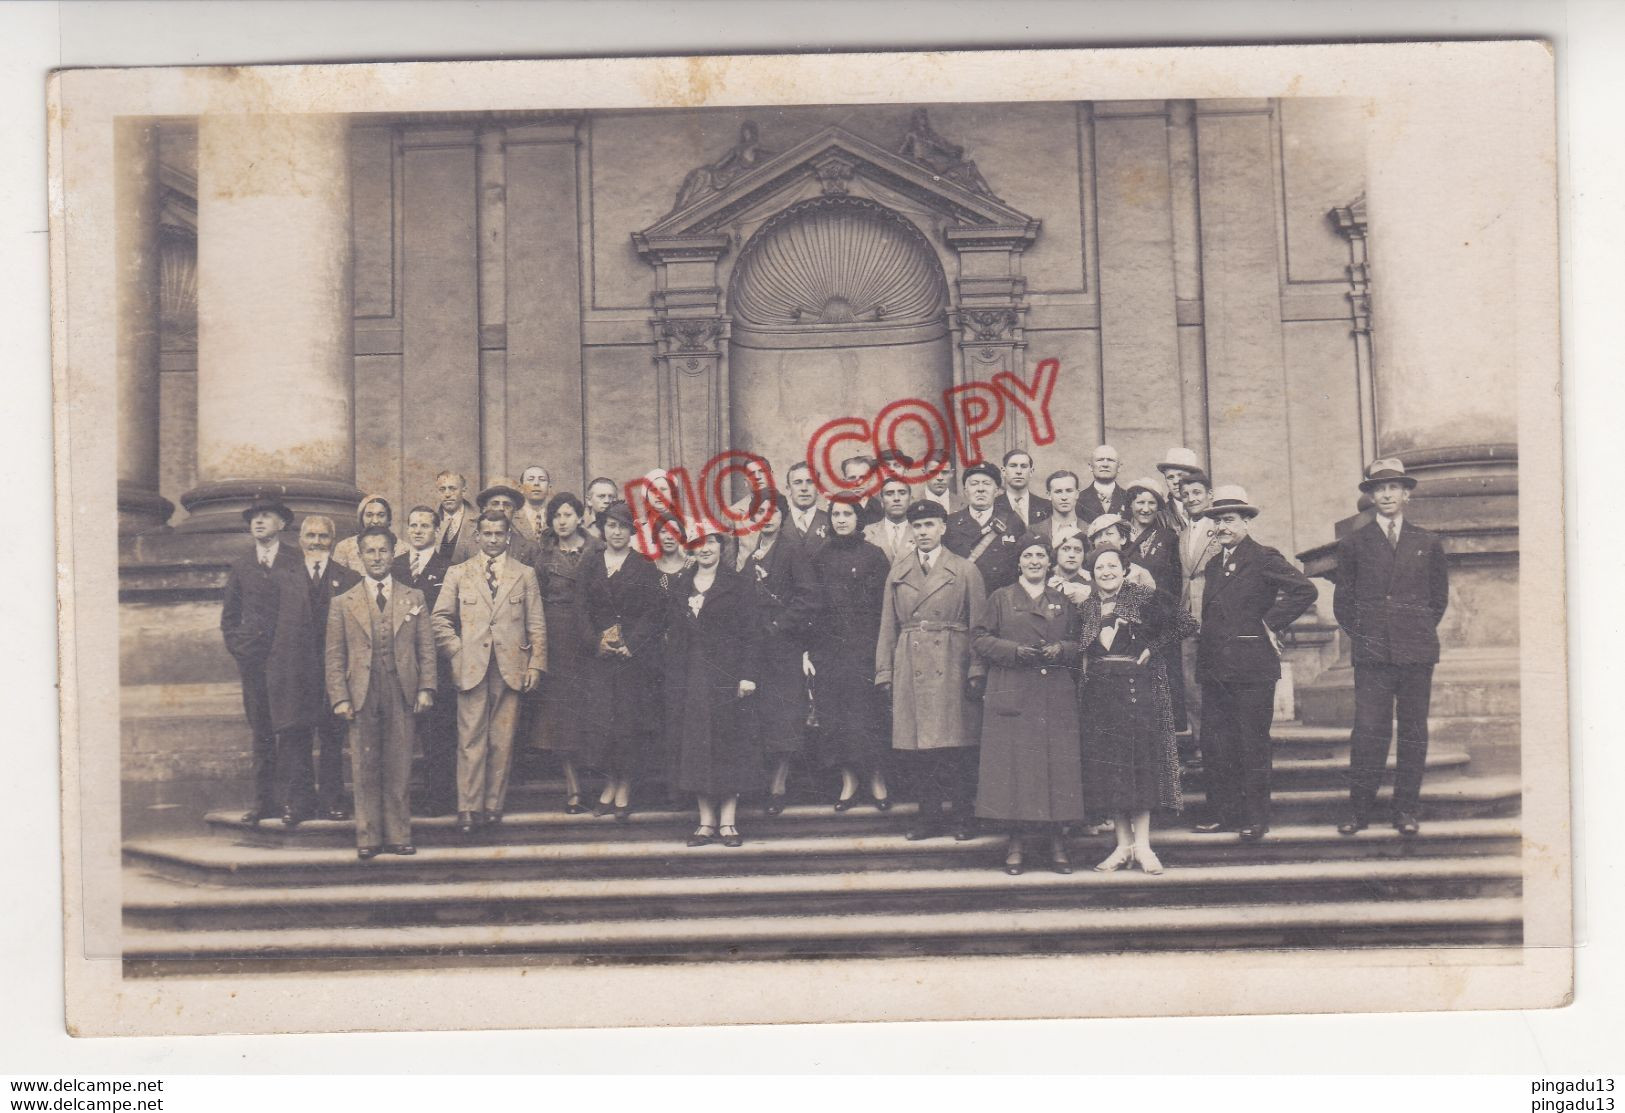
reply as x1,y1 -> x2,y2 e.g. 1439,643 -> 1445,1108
434,470 -> 480,566
296,514 -> 363,820
1334,459 -> 1450,838
1078,444 -> 1131,523
943,462 -> 1022,593
877,499 -> 989,841
432,509 -> 548,831
1194,486 -> 1317,842
220,497 -> 318,827
863,474 -> 917,566
326,526 -> 438,859
475,478 -> 539,568
512,465 -> 554,550
393,505 -> 456,816
999,449 -> 1052,528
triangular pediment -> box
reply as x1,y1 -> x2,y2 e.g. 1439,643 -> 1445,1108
638,125 -> 1037,239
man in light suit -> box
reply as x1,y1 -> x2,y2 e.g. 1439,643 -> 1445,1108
1077,444 -> 1131,523
1175,470 -> 1222,790
326,526 -> 438,859
435,470 -> 480,567
998,449 -> 1051,528
1334,459 -> 1450,837
863,475 -> 916,566
432,509 -> 547,832
476,479 -> 539,569
1194,486 -> 1317,841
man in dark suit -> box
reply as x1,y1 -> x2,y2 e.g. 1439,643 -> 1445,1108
393,505 -> 456,815
943,462 -> 1022,593
296,514 -> 362,819
434,470 -> 480,567
782,460 -> 832,546
841,455 -> 885,528
998,448 -> 1052,528
221,497 -> 322,827
1194,486 -> 1317,841
1077,443 -> 1131,523
1333,459 -> 1450,837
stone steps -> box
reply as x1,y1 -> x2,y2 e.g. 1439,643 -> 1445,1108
123,854 -> 1523,932
128,817 -> 1522,886
120,895 -> 1525,973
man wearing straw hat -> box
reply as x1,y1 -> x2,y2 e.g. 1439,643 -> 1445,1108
1157,445 -> 1203,532
1333,459 -> 1450,837
1194,485 -> 1317,841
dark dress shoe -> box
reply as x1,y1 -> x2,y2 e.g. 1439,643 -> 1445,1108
384,844 -> 416,856
720,825 -> 744,847
1237,825 -> 1268,842
322,806 -> 352,821
1394,812 -> 1421,836
1337,816 -> 1369,836
240,810 -> 265,826
953,824 -> 979,842
874,796 -> 893,812
593,800 -> 615,817
686,826 -> 716,847
456,811 -> 478,833
281,807 -> 303,829
764,793 -> 786,817
833,793 -> 859,813
1003,846 -> 1025,876
483,810 -> 503,825
905,824 -> 947,841
613,806 -> 631,823
356,847 -> 380,860
564,795 -> 587,815
1050,837 -> 1074,875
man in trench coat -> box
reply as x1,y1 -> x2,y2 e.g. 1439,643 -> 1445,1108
876,499 -> 989,841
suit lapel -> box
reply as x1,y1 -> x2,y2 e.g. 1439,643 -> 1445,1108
493,558 -> 524,608
344,586 -> 374,644
392,583 -> 412,633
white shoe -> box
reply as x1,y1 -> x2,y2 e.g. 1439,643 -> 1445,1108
1094,846 -> 1134,872
1134,844 -> 1164,875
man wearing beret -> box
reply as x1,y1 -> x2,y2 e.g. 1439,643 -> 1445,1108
1334,459 -> 1450,837
1194,486 -> 1317,841
943,461 -> 1023,593
221,497 -> 322,827
876,499 -> 989,841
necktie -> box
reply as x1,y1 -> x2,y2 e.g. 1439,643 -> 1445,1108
1387,520 -> 1399,548
311,561 -> 322,583
1222,547 -> 1234,573
375,583 -> 387,612
919,553 -> 931,575
413,552 -> 425,578
260,552 -> 272,571
486,557 -> 498,598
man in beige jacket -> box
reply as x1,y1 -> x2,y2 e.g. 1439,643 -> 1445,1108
432,510 -> 547,831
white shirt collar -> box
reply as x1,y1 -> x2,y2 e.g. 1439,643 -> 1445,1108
367,574 -> 394,594
918,547 -> 937,568
305,554 -> 326,574
255,539 -> 280,562
1379,513 -> 1404,533
793,506 -> 815,528
1094,480 -> 1116,496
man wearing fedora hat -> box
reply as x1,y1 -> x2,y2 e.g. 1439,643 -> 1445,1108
944,461 -> 1023,593
1157,446 -> 1203,532
1194,485 -> 1317,841
1333,459 -> 1450,837
220,497 -> 323,826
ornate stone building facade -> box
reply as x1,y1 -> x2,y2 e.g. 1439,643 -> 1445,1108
116,99 -> 1518,821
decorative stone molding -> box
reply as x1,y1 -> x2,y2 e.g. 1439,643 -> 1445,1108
811,152 -> 856,196
1329,193 -> 1376,463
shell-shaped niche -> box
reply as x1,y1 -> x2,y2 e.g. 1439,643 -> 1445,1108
730,197 -> 947,329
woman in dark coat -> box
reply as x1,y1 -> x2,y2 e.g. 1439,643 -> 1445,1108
805,496 -> 894,811
1078,545 -> 1197,875
525,493 -> 603,813
973,535 -> 1087,875
1123,477 -> 1189,734
664,530 -> 762,847
738,495 -> 819,815
581,500 -> 667,821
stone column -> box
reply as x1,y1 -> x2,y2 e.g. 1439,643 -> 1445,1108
177,114 -> 361,533
115,119 -> 174,535
943,223 -> 1040,460
1297,92 -> 1530,775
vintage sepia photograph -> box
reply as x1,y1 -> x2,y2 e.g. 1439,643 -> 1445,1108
49,41 -> 1566,1035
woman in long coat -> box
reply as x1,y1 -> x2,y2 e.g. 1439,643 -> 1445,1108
738,495 -> 819,815
973,535 -> 1087,874
664,531 -> 762,847
581,500 -> 667,821
805,497 -> 894,811
524,493 -> 603,813
1078,545 -> 1197,875
1123,477 -> 1188,733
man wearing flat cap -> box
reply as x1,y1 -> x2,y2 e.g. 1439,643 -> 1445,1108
1333,459 -> 1450,837
943,461 -> 1023,593
1193,486 -> 1317,842
221,497 -> 323,827
876,499 -> 989,841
